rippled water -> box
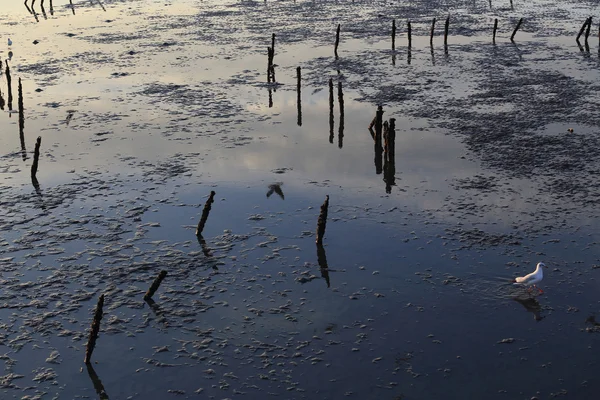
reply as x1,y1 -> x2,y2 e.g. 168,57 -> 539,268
1,0 -> 600,399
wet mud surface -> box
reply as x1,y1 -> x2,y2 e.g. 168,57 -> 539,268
1,0 -> 600,399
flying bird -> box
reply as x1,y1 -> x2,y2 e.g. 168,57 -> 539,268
266,183 -> 284,200
513,262 -> 546,293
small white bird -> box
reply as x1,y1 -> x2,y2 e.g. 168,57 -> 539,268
8,38 -> 12,47
513,262 -> 547,293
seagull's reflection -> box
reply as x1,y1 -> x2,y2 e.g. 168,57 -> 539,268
266,183 -> 284,200
513,296 -> 545,321
85,363 -> 109,399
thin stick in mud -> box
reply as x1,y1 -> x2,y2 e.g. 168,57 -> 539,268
297,67 -> 302,126
493,18 -> 498,44
430,17 -> 436,45
18,78 -> 26,160
511,18 -> 523,42
196,190 -> 216,236
144,270 -> 167,300
329,78 -> 334,144
315,195 -> 329,245
31,136 -> 41,179
84,294 -> 104,364
338,80 -> 344,148
392,19 -> 396,51
585,17 -> 593,44
577,17 -> 590,43
334,24 -> 341,58
407,21 -> 412,49
444,15 -> 450,49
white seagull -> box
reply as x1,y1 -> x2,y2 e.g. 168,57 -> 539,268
513,262 -> 547,293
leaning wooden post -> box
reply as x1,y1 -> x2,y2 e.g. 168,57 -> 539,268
430,17 -> 436,46
315,195 -> 329,245
196,190 -> 216,236
31,137 -> 41,179
392,19 -> 396,51
407,21 -> 412,49
511,17 -> 523,42
84,294 -> 104,364
334,24 -> 341,58
444,15 -> 450,48
493,18 -> 498,44
577,17 -> 590,43
144,270 -> 167,300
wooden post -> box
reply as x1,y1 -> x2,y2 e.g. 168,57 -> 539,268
84,294 -> 104,364
430,17 -> 436,46
31,137 -> 41,179
511,18 -> 523,42
338,81 -> 344,149
267,47 -> 272,83
585,17 -> 593,44
5,61 -> 13,111
296,67 -> 302,126
444,15 -> 450,48
315,195 -> 329,245
392,19 -> 396,51
18,78 -> 26,160
271,33 -> 275,56
334,24 -> 341,57
576,17 -> 589,43
144,270 -> 167,300
196,190 -> 216,236
493,18 -> 498,44
407,21 -> 412,49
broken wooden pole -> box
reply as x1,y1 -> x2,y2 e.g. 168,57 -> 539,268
493,18 -> 498,44
392,19 -> 396,51
511,18 -> 523,42
334,24 -> 341,58
31,137 -> 41,179
315,195 -> 329,245
444,15 -> 450,48
84,294 -> 104,364
297,67 -> 302,126
430,17 -> 436,46
407,21 -> 412,49
196,190 -> 216,236
144,270 -> 167,300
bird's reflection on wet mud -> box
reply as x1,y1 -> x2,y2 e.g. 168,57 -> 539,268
513,296 -> 545,321
266,183 -> 284,200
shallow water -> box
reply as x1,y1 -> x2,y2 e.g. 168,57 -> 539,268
1,0 -> 600,399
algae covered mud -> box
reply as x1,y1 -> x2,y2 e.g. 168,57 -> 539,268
1,0 -> 600,398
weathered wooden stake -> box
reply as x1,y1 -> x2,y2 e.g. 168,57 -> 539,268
511,18 -> 523,42
267,47 -> 272,82
585,17 -> 593,44
392,19 -> 396,50
296,67 -> 302,127
315,195 -> 329,245
444,15 -> 450,48
84,294 -> 104,364
31,137 -> 41,178
334,24 -> 341,57
196,190 -> 216,236
430,17 -> 436,45
271,33 -> 276,56
338,80 -> 344,149
408,21 -> 412,49
6,61 -> 13,111
493,18 -> 498,44
144,270 -> 167,300
18,78 -> 26,160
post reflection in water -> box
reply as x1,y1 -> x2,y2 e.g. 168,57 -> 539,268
196,234 -> 212,257
328,78 -> 334,143
268,86 -> 273,108
316,243 -> 330,288
383,118 -> 396,193
337,80 -> 344,148
296,67 -> 302,126
85,363 -> 110,400
369,105 -> 384,175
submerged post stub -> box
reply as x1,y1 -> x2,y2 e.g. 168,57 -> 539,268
31,136 -> 41,178
511,17 -> 523,42
196,190 -> 216,236
84,294 -> 105,364
315,195 -> 330,245
144,270 -> 168,300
